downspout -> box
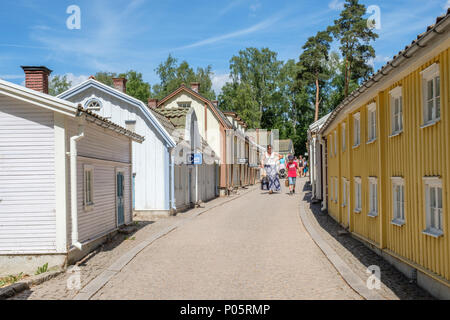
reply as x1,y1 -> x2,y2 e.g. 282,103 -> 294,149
70,124 -> 85,251
318,134 -> 327,212
170,150 -> 176,212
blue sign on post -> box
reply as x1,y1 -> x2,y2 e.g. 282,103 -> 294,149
187,153 -> 203,165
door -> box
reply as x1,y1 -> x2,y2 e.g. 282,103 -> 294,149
116,171 -> 125,226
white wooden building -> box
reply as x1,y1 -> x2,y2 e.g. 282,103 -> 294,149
0,67 -> 143,275
150,106 -> 218,211
58,78 -> 176,218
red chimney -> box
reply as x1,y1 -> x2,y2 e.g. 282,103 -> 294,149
21,66 -> 52,94
113,77 -> 127,93
148,98 -> 158,108
212,100 -> 218,107
190,82 -> 200,93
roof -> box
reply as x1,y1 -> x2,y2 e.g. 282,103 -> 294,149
157,84 -> 232,129
58,78 -> 176,147
277,139 -> 294,153
80,106 -> 145,143
0,78 -> 77,117
320,9 -> 450,134
148,107 -> 176,135
156,107 -> 191,129
308,113 -> 332,133
223,110 -> 248,128
0,78 -> 144,143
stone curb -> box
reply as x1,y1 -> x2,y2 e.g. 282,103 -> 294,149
73,185 -> 259,300
297,200 -> 385,300
0,269 -> 64,300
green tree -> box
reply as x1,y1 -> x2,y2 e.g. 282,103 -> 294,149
48,75 -> 72,96
220,48 -> 283,128
152,54 -> 216,100
328,0 -> 378,97
94,71 -> 117,87
297,30 -> 332,121
94,71 -> 151,103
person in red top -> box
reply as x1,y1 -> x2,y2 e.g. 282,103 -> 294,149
287,155 -> 300,195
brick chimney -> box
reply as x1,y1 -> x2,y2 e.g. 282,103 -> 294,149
113,77 -> 127,93
212,100 -> 218,107
148,98 -> 159,109
190,82 -> 200,93
21,66 -> 52,94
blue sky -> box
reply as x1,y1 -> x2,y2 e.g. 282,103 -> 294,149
0,0 -> 449,93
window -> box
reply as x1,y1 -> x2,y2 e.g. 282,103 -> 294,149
421,64 -> 440,126
353,113 -> 360,147
330,177 -> 334,202
367,103 -> 377,142
334,131 -> 337,156
368,177 -> 378,217
85,98 -> 102,111
342,178 -> 347,207
329,135 -> 333,158
391,177 -> 405,225
389,87 -> 403,135
178,101 -> 191,108
334,177 -> 338,204
354,177 -> 362,213
342,123 -> 346,152
423,177 -> 443,237
84,165 -> 94,209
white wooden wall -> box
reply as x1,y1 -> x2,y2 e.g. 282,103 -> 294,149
66,120 -> 132,246
66,89 -> 171,212
0,97 -> 57,254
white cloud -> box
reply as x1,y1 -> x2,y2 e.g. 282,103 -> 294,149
50,73 -> 89,88
0,74 -> 24,80
328,0 -> 345,11
177,13 -> 284,50
250,1 -> 261,12
445,0 -> 450,10
211,73 -> 231,94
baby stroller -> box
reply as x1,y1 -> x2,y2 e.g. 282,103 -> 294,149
261,176 -> 269,190
278,161 -> 287,179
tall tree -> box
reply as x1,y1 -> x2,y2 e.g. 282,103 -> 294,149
328,0 -> 378,97
297,30 -> 332,121
48,75 -> 72,96
152,55 -> 216,100
94,71 -> 117,87
222,48 -> 283,128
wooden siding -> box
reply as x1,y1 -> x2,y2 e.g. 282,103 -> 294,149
67,119 -> 132,246
0,97 -> 56,253
325,47 -> 450,282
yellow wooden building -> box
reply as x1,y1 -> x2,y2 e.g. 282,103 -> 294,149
317,9 -> 450,299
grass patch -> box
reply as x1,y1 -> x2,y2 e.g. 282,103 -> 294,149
35,263 -> 48,275
0,272 -> 26,288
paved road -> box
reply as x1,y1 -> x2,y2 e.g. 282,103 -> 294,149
92,179 -> 361,300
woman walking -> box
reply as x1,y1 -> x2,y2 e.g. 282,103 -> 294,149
261,145 -> 280,194
287,155 -> 300,195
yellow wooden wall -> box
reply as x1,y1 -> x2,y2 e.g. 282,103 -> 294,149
326,47 -> 449,282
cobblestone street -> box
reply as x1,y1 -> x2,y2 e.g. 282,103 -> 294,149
10,179 -> 431,300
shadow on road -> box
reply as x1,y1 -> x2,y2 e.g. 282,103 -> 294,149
301,180 -> 433,300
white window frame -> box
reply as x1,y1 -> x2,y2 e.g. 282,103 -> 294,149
391,177 -> 405,226
389,86 -> 403,136
367,103 -> 377,143
368,177 -> 378,217
330,177 -> 334,202
342,177 -> 348,207
85,98 -> 102,111
84,164 -> 94,211
329,135 -> 333,158
354,177 -> 362,213
334,177 -> 338,204
334,130 -> 337,156
420,63 -> 440,127
341,123 -> 346,152
423,177 -> 443,238
353,113 -> 361,148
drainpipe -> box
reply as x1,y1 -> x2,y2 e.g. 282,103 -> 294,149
318,134 -> 327,212
170,151 -> 176,212
70,124 -> 85,250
